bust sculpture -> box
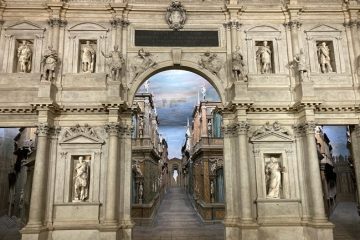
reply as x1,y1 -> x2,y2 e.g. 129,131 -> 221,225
81,40 -> 95,73
102,45 -> 125,81
42,46 -> 58,81
317,42 -> 333,73
256,41 -> 272,74
17,40 -> 32,73
74,156 -> 90,202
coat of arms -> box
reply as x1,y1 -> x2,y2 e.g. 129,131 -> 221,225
166,1 -> 186,31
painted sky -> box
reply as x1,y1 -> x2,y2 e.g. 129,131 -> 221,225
322,126 -> 350,157
137,70 -> 220,158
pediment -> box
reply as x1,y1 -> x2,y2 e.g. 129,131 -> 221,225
247,25 -> 280,32
68,22 -> 108,32
60,134 -> 104,144
5,21 -> 45,31
251,131 -> 293,142
307,24 -> 341,33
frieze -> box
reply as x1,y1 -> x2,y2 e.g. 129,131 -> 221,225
253,121 -> 290,137
198,51 -> 223,76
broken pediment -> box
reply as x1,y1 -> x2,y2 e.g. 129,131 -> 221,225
5,21 -> 45,31
68,22 -> 108,32
251,121 -> 293,142
306,24 -> 341,33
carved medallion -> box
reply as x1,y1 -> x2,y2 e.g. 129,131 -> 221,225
166,1 -> 186,31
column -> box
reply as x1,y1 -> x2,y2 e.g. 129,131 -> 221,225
27,123 -> 50,227
118,120 -> 134,240
302,121 -> 327,221
201,105 -> 207,137
288,20 -> 301,56
237,121 -> 252,222
351,125 -> 360,214
231,19 -> 239,52
104,122 -> 120,225
222,118 -> 239,238
48,18 -> 61,51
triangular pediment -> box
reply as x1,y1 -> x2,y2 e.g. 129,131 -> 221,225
307,24 -> 341,32
68,22 -> 108,32
61,134 -> 104,144
251,131 -> 293,142
6,21 -> 45,31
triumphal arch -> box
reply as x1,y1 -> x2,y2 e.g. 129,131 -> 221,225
0,0 -> 360,239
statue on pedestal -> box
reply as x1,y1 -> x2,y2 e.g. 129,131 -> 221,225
17,40 -> 32,73
317,42 -> 333,73
81,40 -> 95,73
73,156 -> 90,202
102,45 -> 125,81
293,49 -> 309,81
41,46 -> 58,81
256,41 -> 272,74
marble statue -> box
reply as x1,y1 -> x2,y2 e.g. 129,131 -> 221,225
256,41 -> 272,74
102,45 -> 125,81
81,40 -> 95,73
138,182 -> 143,204
198,51 -> 222,75
210,181 -> 215,203
41,46 -> 58,81
138,116 -> 144,137
74,156 -> 90,201
293,49 -> 309,81
133,48 -> 157,79
232,46 -> 248,81
17,40 -> 32,73
265,157 -> 283,199
133,161 -> 143,177
201,85 -> 206,100
166,0 -> 187,31
144,80 -> 150,93
317,42 -> 333,73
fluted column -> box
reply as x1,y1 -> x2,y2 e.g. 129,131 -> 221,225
27,123 -> 51,227
48,18 -> 66,51
236,121 -> 252,222
288,20 -> 301,56
104,122 -> 120,224
302,121 -> 327,221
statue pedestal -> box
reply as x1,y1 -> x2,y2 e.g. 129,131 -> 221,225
233,81 -> 251,102
294,81 -> 316,102
37,80 -> 57,100
107,80 -> 122,102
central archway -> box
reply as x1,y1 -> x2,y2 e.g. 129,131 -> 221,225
129,65 -> 226,239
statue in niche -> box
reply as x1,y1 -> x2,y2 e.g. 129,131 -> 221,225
17,40 -> 32,73
132,48 -> 157,79
265,156 -> 284,199
198,51 -> 223,76
81,40 -> 95,73
73,156 -> 90,202
41,46 -> 58,81
317,42 -> 333,73
138,182 -> 144,204
102,45 -> 125,81
138,116 -> 144,137
133,161 -> 143,177
166,0 -> 187,31
256,41 -> 272,74
232,46 -> 248,81
210,181 -> 215,203
293,49 -> 309,81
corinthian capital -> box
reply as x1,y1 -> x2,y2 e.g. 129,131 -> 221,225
236,121 -> 249,135
105,122 -> 120,135
36,123 -> 50,136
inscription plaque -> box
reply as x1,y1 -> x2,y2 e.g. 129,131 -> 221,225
135,30 -> 219,47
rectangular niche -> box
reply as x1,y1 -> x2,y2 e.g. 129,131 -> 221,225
316,41 -> 336,73
263,153 -> 285,199
71,155 -> 91,202
15,39 -> 34,73
79,40 -> 97,73
255,41 -> 275,74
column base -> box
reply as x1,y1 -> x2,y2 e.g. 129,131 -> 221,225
20,225 -> 49,240
304,221 -> 334,240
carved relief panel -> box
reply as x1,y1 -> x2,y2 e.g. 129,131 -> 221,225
1,21 -> 45,73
